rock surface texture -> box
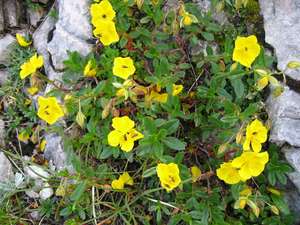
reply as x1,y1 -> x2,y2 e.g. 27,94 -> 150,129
259,0 -> 300,216
0,152 -> 13,183
33,0 -> 93,170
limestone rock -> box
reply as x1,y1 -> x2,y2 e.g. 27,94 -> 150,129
0,118 -> 5,147
259,0 -> 300,80
24,165 -> 50,181
27,7 -> 45,28
56,0 -> 92,40
266,86 -> 300,147
44,134 -> 73,171
194,0 -> 228,25
39,184 -> 53,200
0,34 -> 15,66
47,24 -> 92,70
3,0 -> 21,28
0,152 -> 13,183
0,0 -> 4,33
0,69 -> 9,86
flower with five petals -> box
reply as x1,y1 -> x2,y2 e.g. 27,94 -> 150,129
243,119 -> 268,152
107,116 -> 143,152
157,163 -> 181,192
232,35 -> 261,68
37,96 -> 64,125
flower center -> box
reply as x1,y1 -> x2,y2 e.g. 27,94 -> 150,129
122,65 -> 128,69
244,47 -> 248,51
102,14 -> 107,19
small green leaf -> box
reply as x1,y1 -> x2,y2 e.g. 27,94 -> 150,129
142,167 -> 157,178
162,137 -> 186,150
70,181 -> 87,202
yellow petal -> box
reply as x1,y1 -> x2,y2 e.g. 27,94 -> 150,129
112,116 -> 135,133
111,179 -> 124,190
172,84 -> 184,96
18,131 -> 30,143
39,139 -> 47,152
16,33 -> 32,47
27,86 -> 39,96
191,166 -> 201,182
232,35 -> 261,68
107,130 -> 123,147
257,76 -> 269,90
119,172 -> 134,185
120,138 -> 135,152
113,57 -> 136,80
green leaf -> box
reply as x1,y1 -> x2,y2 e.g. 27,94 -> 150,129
142,167 -> 157,178
70,181 -> 87,202
229,77 -> 244,100
202,32 -> 214,41
271,194 -> 290,215
158,119 -> 180,135
162,137 -> 186,150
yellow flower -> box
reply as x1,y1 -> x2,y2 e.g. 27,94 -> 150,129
37,96 -> 64,125
111,179 -> 124,189
107,116 -> 143,152
179,4 -> 198,27
172,84 -> 183,96
25,99 -> 32,105
147,91 -> 168,103
257,76 -> 269,90
232,35 -> 261,68
235,187 -> 252,209
90,0 -> 116,25
39,139 -> 47,152
113,57 -> 136,80
243,119 -> 268,152
115,80 -> 135,99
18,131 -> 30,143
157,163 -> 181,192
183,15 -> 193,26
216,162 -> 242,184
93,20 -> 119,46
84,60 -> 97,77
27,86 -> 39,96
111,172 -> 134,190
232,151 -> 269,180
16,33 -> 32,47
190,166 -> 201,182
20,54 -> 44,80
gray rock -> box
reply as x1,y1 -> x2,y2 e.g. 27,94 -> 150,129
0,0 -> 4,33
283,147 -> 300,191
32,0 -> 92,172
57,0 -> 92,40
0,118 -> 5,147
24,165 -> 50,181
39,184 -> 53,200
259,0 -> 300,80
44,134 -> 73,171
33,15 -> 58,79
0,34 -> 15,66
0,69 -> 9,86
194,0 -> 228,25
30,211 -> 41,221
25,190 -> 40,198
0,152 -> 13,183
27,7 -> 45,28
3,0 -> 21,28
47,23 -> 93,70
284,180 -> 300,221
266,86 -> 300,147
